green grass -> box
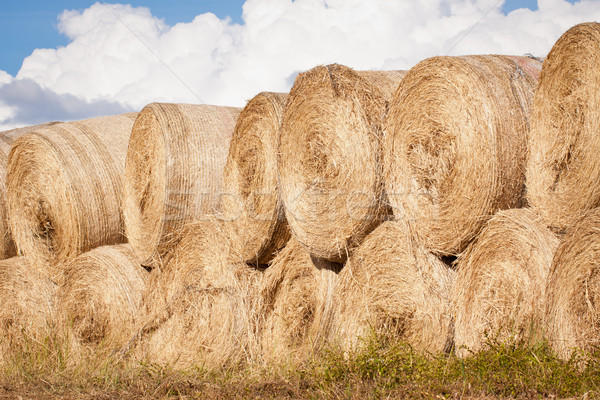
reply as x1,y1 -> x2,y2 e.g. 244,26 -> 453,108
1,330 -> 600,399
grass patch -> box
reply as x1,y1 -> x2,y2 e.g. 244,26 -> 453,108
0,330 -> 599,399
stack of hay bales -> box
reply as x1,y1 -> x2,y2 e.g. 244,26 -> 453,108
452,209 -> 558,356
59,244 -> 148,349
383,55 -> 541,256
278,64 -> 406,263
221,92 -> 290,265
123,103 -> 241,267
6,114 -> 137,274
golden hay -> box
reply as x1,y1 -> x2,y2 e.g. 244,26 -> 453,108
383,55 -> 541,256
527,23 -> 600,232
59,244 -> 148,348
545,207 -> 600,359
452,208 -> 558,357
330,220 -> 454,354
0,122 -> 61,260
260,237 -> 340,363
221,92 -> 290,265
6,114 -> 137,272
0,256 -> 57,357
123,103 -> 241,267
136,220 -> 262,369
278,64 -> 406,262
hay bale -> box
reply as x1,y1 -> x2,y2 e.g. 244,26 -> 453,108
545,207 -> 600,359
6,114 -> 137,272
278,64 -> 406,262
123,103 -> 241,267
137,220 -> 262,369
0,256 -> 57,357
383,55 -> 541,256
260,237 -> 340,363
221,92 -> 290,265
0,122 -> 62,260
452,208 -> 559,357
331,220 -> 454,354
527,23 -> 600,232
59,244 -> 148,348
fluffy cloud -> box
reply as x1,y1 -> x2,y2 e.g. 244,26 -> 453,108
1,0 -> 599,128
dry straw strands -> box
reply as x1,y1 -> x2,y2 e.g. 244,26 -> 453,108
221,92 -> 290,265
59,244 -> 148,347
0,256 -> 57,358
0,122 -> 61,260
260,237 -> 339,363
527,23 -> 600,232
452,208 -> 558,357
331,220 -> 454,354
545,207 -> 600,359
123,103 -> 241,266
384,55 -> 541,256
279,64 -> 406,262
138,220 -> 262,369
6,114 -> 137,271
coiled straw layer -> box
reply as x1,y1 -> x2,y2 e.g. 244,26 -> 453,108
221,92 -> 290,265
279,64 -> 406,262
136,220 -> 262,369
331,221 -> 454,354
6,114 -> 137,272
59,244 -> 148,348
384,55 -> 541,256
123,103 -> 241,266
527,22 -> 600,232
452,208 -> 558,357
545,208 -> 600,359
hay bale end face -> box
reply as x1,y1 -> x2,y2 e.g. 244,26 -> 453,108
260,237 -> 340,363
6,114 -> 137,270
123,103 -> 241,267
452,208 -> 559,357
527,22 -> 600,232
545,207 -> 600,359
384,55 -> 541,256
221,92 -> 290,265
59,244 -> 148,347
331,220 -> 454,354
278,64 -> 406,262
138,220 -> 262,369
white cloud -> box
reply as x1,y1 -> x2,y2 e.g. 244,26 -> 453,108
2,0 -> 600,128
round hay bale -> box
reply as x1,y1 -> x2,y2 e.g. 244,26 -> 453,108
0,122 -> 61,260
331,220 -> 455,354
138,220 -> 262,369
260,237 -> 340,363
221,92 -> 290,265
59,244 -> 148,347
123,103 -> 241,267
383,55 -> 541,256
6,114 -> 137,272
278,64 -> 406,262
545,207 -> 600,359
452,208 -> 559,357
527,23 -> 600,232
0,256 -> 57,358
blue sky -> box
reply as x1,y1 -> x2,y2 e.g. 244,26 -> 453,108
0,0 -> 570,76
0,0 -> 594,129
